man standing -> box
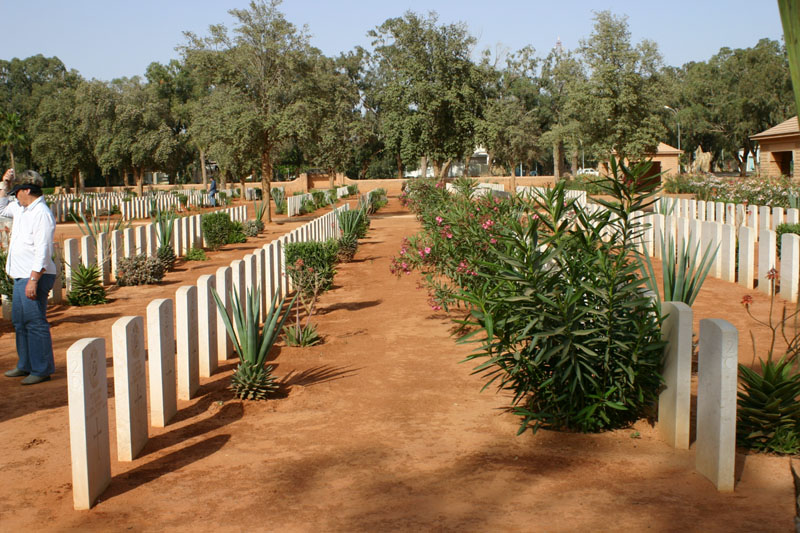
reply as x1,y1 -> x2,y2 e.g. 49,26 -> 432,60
0,169 -> 57,385
209,177 -> 217,207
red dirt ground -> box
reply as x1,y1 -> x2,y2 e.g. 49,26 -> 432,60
0,197 -> 795,532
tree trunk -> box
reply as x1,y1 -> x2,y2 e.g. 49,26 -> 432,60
396,153 -> 404,179
329,170 -> 334,189
510,164 -> 517,195
9,147 -> 15,172
260,146 -> 272,224
486,151 -> 494,176
553,142 -> 565,180
440,159 -> 452,180
105,172 -> 110,188
199,146 -> 208,187
571,148 -> 579,175
135,168 -> 144,197
432,159 -> 442,179
240,173 -> 247,201
72,169 -> 79,193
420,155 -> 428,179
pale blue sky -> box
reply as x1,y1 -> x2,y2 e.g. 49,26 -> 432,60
0,1 -> 786,81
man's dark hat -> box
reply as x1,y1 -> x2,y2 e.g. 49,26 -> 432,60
8,171 -> 44,196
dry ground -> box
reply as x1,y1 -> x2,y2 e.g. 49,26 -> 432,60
0,197 -> 794,532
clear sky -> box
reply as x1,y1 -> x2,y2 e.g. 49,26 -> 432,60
0,0 -> 786,81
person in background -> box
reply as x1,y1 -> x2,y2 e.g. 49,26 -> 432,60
0,169 -> 57,385
209,177 -> 217,207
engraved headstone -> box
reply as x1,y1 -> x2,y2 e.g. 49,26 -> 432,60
147,299 -> 176,427
176,286 -> 199,400
66,337 -> 111,510
197,274 -> 218,377
112,316 -> 148,461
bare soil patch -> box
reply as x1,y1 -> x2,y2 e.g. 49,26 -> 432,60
0,198 -> 794,532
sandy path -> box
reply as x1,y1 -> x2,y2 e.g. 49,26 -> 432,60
0,198 -> 794,532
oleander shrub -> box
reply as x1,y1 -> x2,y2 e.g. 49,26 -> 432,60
777,223 -> 800,259
0,250 -> 15,299
116,254 -> 166,286
67,263 -> 107,306
201,212 -> 241,250
311,190 -> 327,209
284,240 -> 339,295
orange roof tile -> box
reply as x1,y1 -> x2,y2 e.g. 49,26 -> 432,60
751,116 -> 800,140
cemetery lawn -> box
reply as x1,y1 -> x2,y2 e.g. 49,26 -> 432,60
0,197 -> 795,531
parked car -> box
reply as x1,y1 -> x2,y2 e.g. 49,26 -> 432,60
577,168 -> 600,176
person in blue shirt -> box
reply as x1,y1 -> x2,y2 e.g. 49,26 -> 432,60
209,177 -> 217,207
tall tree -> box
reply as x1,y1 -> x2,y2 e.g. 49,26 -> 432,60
368,11 -> 482,179
182,0 -> 314,222
0,111 -> 25,171
572,11 -> 665,160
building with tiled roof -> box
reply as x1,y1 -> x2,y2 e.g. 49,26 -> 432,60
750,116 -> 800,178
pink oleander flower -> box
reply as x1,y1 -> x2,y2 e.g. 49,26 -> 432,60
446,233 -> 453,239
424,247 -> 431,254
490,238 -> 497,244
435,216 -> 443,224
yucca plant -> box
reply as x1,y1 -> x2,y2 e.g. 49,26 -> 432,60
212,286 -> 296,400
253,198 -> 267,222
271,187 -> 286,214
67,263 -> 107,306
639,230 -> 718,308
336,209 -> 364,262
738,356 -> 800,454
153,208 -> 177,270
71,211 -> 129,239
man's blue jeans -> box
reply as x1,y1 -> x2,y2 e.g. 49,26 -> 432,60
11,274 -> 56,377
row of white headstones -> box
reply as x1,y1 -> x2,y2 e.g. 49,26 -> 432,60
48,190 -> 208,223
65,203 -> 349,510
57,205 -> 248,293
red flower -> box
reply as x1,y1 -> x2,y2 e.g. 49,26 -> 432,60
741,295 -> 753,307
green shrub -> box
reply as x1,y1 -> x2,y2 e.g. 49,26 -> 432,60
0,250 -> 14,299
185,247 -> 208,261
271,188 -> 286,214
347,184 -> 358,196
116,254 -> 166,286
300,198 -> 315,215
67,263 -> 107,306
243,219 -> 264,237
201,212 -> 244,250
451,159 -> 665,434
777,223 -> 800,259
284,240 -> 339,295
311,190 -> 327,208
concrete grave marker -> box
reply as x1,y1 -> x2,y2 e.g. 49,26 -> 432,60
197,274 -> 218,377
696,319 -> 738,492
147,299 -> 176,427
176,286 -> 199,400
659,302 -> 692,449
66,337 -> 111,510
112,316 -> 148,461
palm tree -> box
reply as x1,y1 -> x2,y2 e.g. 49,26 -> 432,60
0,111 -> 25,171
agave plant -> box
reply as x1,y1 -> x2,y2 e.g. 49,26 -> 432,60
271,187 -> 286,214
66,263 -> 107,306
71,211 -> 129,239
152,207 -> 178,270
639,229 -> 717,308
738,356 -> 800,454
212,286 -> 296,400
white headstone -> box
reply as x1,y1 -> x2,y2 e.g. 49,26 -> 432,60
215,266 -> 234,361
197,274 -> 218,378
659,302 -> 692,450
696,318 -> 738,492
176,285 -> 199,400
66,337 -> 111,510
738,226 -> 756,289
781,233 -> 800,303
112,316 -> 148,461
110,230 -> 123,280
720,224 -> 736,282
147,298 -> 176,427
758,229 -> 777,294
96,233 -> 110,285
64,238 -> 79,293
81,235 -> 96,268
